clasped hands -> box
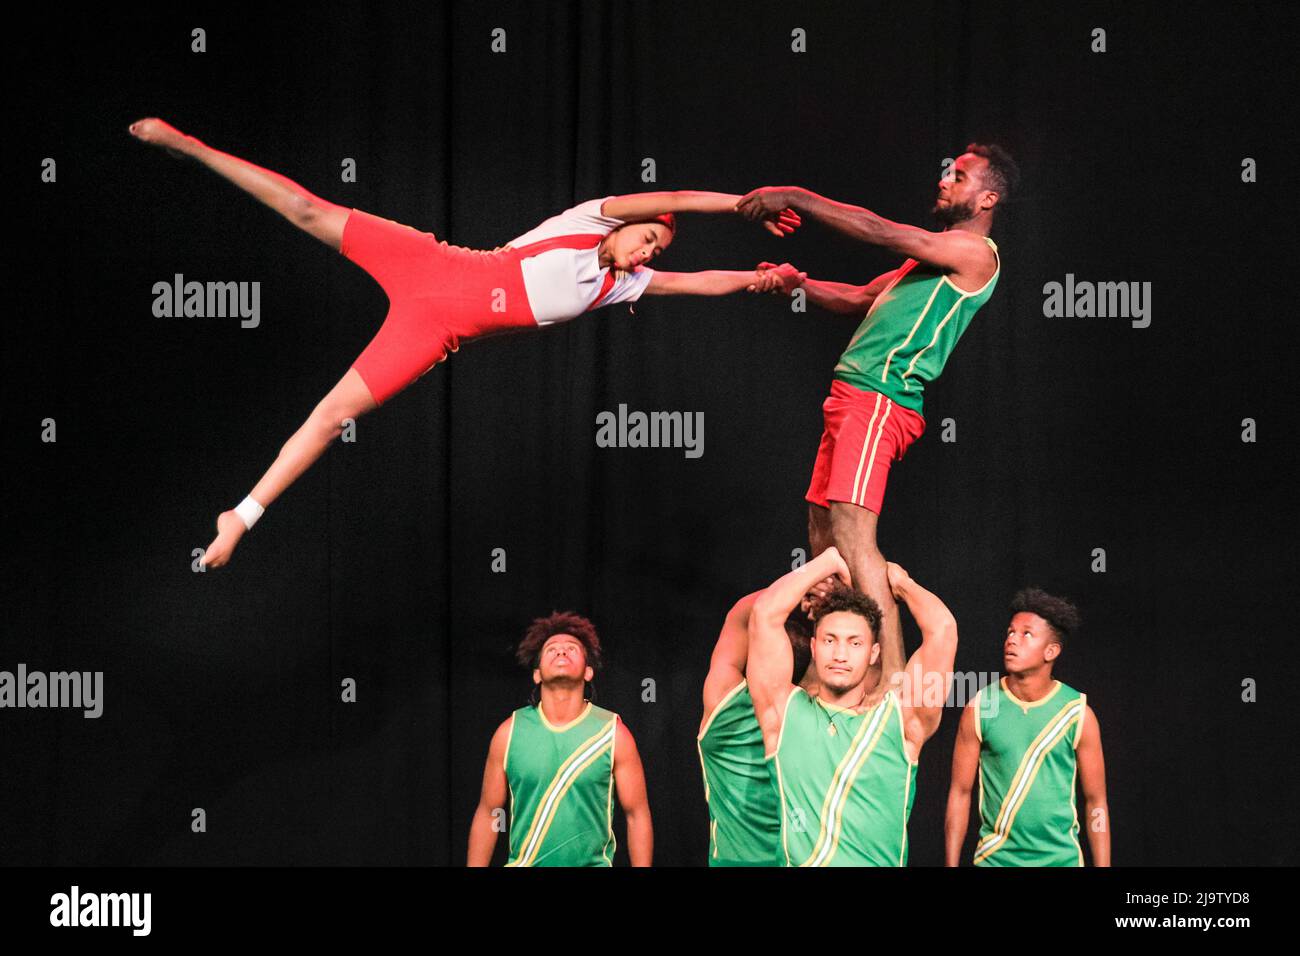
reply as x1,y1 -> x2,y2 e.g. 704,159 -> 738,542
735,186 -> 806,295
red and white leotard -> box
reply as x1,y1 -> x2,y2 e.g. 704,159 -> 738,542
339,197 -> 655,406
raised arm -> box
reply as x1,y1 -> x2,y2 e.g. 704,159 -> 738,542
602,190 -> 801,237
748,548 -> 852,754
1076,706 -> 1110,866
702,592 -> 761,722
613,718 -> 654,866
738,186 -> 990,274
467,719 -> 512,866
888,563 -> 958,754
944,701 -> 980,865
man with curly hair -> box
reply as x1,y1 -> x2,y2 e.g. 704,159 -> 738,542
944,589 -> 1110,866
748,547 -> 959,866
467,612 -> 653,866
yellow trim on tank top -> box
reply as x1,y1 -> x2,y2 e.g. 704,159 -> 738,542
538,698 -> 593,732
1069,749 -> 1083,866
805,692 -> 894,865
696,738 -> 712,806
698,677 -> 748,742
813,692 -> 877,716
900,296 -> 969,385
526,735 -> 614,865
985,697 -> 1081,837
893,692 -> 919,768
977,702 -> 1075,853
775,755 -> 793,865
604,719 -> 617,865
974,699 -> 1083,864
513,719 -> 616,866
1001,677 -> 1062,712
510,719 -> 613,864
880,280 -> 946,383
503,712 -> 517,774
973,712 -> 1081,866
939,236 -> 1001,296
898,753 -> 914,866
766,685 -> 804,760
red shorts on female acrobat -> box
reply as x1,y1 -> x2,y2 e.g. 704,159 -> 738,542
338,208 -> 537,406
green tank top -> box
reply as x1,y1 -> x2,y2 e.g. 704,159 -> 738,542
770,688 -> 917,866
504,701 -> 618,867
973,678 -> 1086,867
697,680 -> 781,866
833,238 -> 1000,415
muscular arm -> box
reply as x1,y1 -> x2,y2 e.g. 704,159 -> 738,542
749,548 -> 852,754
740,187 -> 990,275
613,719 -> 653,866
944,702 -> 980,866
466,719 -> 512,866
1077,706 -> 1110,866
701,592 -> 761,726
798,269 -> 899,315
753,262 -> 897,316
890,564 -> 958,753
799,279 -> 877,314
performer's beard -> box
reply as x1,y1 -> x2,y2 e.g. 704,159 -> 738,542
933,196 -> 977,226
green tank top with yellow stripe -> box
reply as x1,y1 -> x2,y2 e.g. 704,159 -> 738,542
973,678 -> 1087,867
770,688 -> 917,866
504,701 -> 617,867
697,680 -> 782,866
833,237 -> 1000,415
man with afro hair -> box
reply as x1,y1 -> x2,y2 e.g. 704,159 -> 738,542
467,611 -> 652,866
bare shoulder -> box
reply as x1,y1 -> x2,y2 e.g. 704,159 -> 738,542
1083,704 -> 1101,735
614,716 -> 641,762
946,231 -> 999,292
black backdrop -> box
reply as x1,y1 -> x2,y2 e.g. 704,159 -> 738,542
5,1 -> 1295,867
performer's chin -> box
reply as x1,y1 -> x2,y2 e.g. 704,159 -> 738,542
932,201 -> 973,227
821,677 -> 858,696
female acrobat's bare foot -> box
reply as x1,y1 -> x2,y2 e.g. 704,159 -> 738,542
201,510 -> 247,569
127,117 -> 197,159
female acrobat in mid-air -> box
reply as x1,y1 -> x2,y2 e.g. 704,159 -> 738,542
127,118 -> 804,569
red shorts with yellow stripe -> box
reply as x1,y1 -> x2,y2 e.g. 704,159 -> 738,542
339,208 -> 537,406
805,380 -> 926,515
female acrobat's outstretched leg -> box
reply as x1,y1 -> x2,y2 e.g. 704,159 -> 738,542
199,367 -> 378,568
127,117 -> 350,248
128,117 -> 378,568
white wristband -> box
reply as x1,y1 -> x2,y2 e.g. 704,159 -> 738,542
234,495 -> 265,531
